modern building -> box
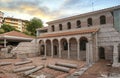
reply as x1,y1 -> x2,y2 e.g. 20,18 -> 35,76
0,11 -> 4,27
3,17 -> 28,32
37,5 -> 120,67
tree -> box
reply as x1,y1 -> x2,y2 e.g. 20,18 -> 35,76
0,28 -> 4,34
26,17 -> 43,36
0,24 -> 17,33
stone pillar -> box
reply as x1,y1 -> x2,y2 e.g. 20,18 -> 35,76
77,39 -> 80,60
86,40 -> 93,65
89,40 -> 93,64
44,43 -> 46,57
36,30 -> 39,37
58,40 -> 61,58
4,38 -> 6,47
86,43 -> 90,65
95,33 -> 99,62
112,43 -> 119,67
67,40 -> 70,59
51,42 -> 53,58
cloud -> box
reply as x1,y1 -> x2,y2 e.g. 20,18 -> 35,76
0,0 -> 118,26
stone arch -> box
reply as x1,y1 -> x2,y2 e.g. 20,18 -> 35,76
60,38 -> 68,59
53,39 -> 59,57
69,37 -> 77,60
46,39 -> 51,56
79,36 -> 88,60
39,40 -> 45,56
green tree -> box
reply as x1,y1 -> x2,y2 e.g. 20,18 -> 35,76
26,17 -> 43,36
0,28 -> 5,34
1,24 -> 17,33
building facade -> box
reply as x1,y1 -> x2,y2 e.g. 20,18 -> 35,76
0,11 -> 4,27
37,5 -> 120,67
4,17 -> 27,32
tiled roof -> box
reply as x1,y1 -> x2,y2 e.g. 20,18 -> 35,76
39,28 -> 99,38
0,31 -> 33,38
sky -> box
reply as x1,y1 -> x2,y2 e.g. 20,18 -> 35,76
0,0 -> 120,26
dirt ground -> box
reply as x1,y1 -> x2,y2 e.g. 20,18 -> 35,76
80,60 -> 111,78
0,57 -> 118,78
0,57 -> 85,78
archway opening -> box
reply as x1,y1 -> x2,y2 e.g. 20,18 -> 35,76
80,37 -> 88,51
79,37 -> 88,60
40,45 -> 45,55
61,38 -> 68,59
99,47 -> 105,59
69,38 -> 77,60
46,40 -> 51,56
53,39 -> 59,57
39,40 -> 45,56
54,45 -> 58,55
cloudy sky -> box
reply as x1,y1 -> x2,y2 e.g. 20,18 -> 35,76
0,0 -> 120,25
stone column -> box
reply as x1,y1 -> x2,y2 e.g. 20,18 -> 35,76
67,40 -> 70,59
36,30 -> 39,37
86,43 -> 90,65
51,41 -> 53,58
112,43 -> 119,67
89,40 -> 93,64
77,39 -> 80,60
86,39 -> 93,65
4,38 -> 6,47
58,40 -> 61,58
95,33 -> 99,61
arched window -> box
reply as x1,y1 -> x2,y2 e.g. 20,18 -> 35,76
100,15 -> 106,25
80,37 -> 88,51
59,24 -> 62,31
77,20 -> 81,28
67,22 -> 71,29
87,18 -> 92,26
51,25 -> 55,31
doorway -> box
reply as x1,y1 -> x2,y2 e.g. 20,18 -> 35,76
99,47 -> 105,59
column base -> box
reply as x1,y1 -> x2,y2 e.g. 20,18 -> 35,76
112,63 -> 120,67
